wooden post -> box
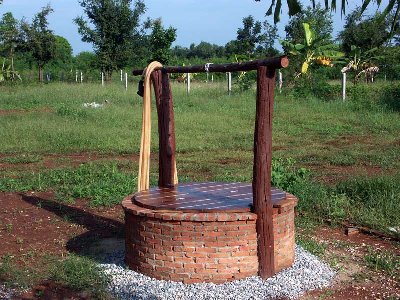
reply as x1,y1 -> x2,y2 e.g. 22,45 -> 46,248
342,72 -> 346,101
125,72 -> 128,90
151,70 -> 176,187
253,66 -> 276,279
227,72 -> 232,95
186,73 -> 190,95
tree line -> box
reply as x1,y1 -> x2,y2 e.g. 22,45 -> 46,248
0,0 -> 399,83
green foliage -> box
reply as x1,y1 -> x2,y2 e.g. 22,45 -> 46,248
364,249 -> 400,279
271,158 -> 310,190
48,36 -> 73,70
284,4 -> 333,45
339,8 -> 391,54
281,22 -> 344,76
20,5 -> 56,82
236,15 -> 263,56
0,12 -> 19,58
256,0 -> 400,36
50,255 -> 110,297
73,51 -> 98,71
148,18 -> 176,64
347,82 -> 400,112
0,57 -> 21,82
75,0 -> 146,79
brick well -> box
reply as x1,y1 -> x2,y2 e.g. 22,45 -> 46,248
122,186 -> 297,284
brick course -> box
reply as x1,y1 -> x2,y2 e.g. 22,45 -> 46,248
122,192 -> 297,284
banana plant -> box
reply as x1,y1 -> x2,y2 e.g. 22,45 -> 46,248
0,57 -> 21,82
341,46 -> 383,84
281,23 -> 344,77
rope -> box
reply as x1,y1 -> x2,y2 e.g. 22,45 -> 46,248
137,61 -> 178,192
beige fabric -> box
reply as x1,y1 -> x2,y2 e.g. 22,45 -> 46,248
137,61 -> 178,192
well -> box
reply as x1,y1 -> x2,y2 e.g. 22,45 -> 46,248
124,56 -> 297,284
122,182 -> 297,284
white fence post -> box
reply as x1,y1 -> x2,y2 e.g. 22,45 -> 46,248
101,72 -> 104,86
125,72 -> 128,90
80,72 -> 83,83
187,73 -> 190,95
278,70 -> 283,94
342,72 -> 346,101
121,69 -> 123,82
75,70 -> 78,83
227,72 -> 232,95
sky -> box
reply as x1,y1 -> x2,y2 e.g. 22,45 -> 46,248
0,0 -> 383,55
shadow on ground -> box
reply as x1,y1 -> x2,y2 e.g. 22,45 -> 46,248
20,193 -> 125,261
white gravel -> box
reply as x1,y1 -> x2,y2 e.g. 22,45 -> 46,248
0,284 -> 17,299
99,245 -> 336,300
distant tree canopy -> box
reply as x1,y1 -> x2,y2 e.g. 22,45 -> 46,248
75,0 -> 146,80
225,15 -> 280,58
20,5 -> 56,82
339,8 -> 392,53
148,18 -> 176,64
0,12 -> 19,59
49,36 -> 73,69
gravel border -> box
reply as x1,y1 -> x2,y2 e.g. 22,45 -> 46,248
99,245 -> 336,300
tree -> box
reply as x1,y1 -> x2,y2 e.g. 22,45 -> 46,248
75,0 -> 146,80
74,51 -> 98,71
339,8 -> 391,54
236,15 -> 263,56
281,23 -> 344,77
49,36 -> 73,69
284,4 -> 333,46
148,18 -> 176,64
0,12 -> 20,79
258,21 -> 279,56
20,5 -> 56,82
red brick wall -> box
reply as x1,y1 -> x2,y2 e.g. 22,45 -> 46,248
122,193 -> 297,284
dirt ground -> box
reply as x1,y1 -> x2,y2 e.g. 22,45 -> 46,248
0,190 -> 399,299
0,151 -> 399,299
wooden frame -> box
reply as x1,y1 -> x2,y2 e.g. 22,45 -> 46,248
133,56 -> 289,278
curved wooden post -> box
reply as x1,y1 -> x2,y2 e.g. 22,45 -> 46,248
151,70 -> 176,188
253,66 -> 276,278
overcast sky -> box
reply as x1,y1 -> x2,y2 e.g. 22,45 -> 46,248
0,0 -> 382,54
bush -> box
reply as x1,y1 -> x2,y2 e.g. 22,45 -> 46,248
291,74 -> 341,101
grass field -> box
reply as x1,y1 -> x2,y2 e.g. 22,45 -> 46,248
1,80 -> 399,234
0,80 -> 399,297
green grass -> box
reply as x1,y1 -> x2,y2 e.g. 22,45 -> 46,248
49,254 -> 110,298
0,162 -> 140,206
0,81 -> 399,233
296,235 -> 326,257
364,249 -> 400,279
0,253 -> 110,298
0,154 -> 42,164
